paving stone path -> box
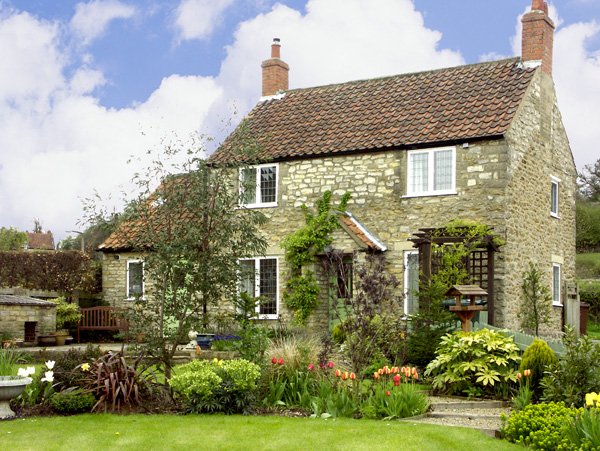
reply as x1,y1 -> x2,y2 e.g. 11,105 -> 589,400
403,396 -> 512,437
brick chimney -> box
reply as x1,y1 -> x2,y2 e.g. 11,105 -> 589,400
261,38 -> 289,97
521,0 -> 555,76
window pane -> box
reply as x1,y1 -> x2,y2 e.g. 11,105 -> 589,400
260,166 -> 277,204
128,262 -> 143,297
241,168 -> 256,204
259,259 -> 277,315
553,265 -> 561,304
239,260 -> 256,296
410,153 -> 428,193
551,182 -> 559,215
434,149 -> 453,191
406,253 -> 419,314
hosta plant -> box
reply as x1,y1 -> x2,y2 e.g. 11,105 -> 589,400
425,329 -> 520,397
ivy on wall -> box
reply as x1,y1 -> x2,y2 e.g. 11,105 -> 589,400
281,191 -> 351,324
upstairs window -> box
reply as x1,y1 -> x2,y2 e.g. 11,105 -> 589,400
240,164 -> 278,208
551,177 -> 560,218
407,147 -> 456,196
239,257 -> 279,319
127,260 -> 144,299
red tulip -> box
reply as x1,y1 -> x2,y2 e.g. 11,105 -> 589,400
386,391 -> 391,396
335,369 -> 341,377
271,358 -> 277,364
328,362 -> 334,369
413,373 -> 418,380
517,372 -> 522,379
393,375 -> 400,383
350,372 -> 356,380
278,358 -> 283,365
308,364 -> 314,371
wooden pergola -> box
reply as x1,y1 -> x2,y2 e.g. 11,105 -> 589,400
409,226 -> 502,326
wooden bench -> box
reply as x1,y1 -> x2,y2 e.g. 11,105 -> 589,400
78,306 -> 129,343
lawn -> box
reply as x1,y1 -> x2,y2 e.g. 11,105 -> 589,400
587,322 -> 600,340
0,414 -> 522,451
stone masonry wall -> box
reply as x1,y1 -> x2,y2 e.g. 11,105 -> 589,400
0,305 -> 56,340
101,251 -> 146,309
502,69 -> 577,336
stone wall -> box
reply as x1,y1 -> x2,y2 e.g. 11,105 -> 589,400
101,251 -> 144,309
0,305 -> 56,340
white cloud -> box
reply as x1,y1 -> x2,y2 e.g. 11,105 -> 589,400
174,0 -> 235,42
70,0 -> 136,46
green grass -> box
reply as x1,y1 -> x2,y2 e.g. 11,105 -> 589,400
587,322 -> 600,340
577,252 -> 600,279
0,414 -> 522,451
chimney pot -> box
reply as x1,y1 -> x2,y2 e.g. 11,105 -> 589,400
261,38 -> 289,97
521,0 -> 554,76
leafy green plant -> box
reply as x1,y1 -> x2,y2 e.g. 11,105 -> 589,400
50,391 -> 96,413
519,339 -> 557,396
541,326 -> 600,407
0,347 -> 25,376
52,344 -> 103,389
281,190 -> 351,324
518,262 -> 553,336
513,385 -> 534,412
170,358 -> 261,415
502,402 -> 576,450
49,297 -> 83,330
580,279 -> 600,323
236,324 -> 270,366
425,329 -> 520,397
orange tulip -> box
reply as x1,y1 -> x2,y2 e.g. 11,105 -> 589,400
350,372 -> 356,380
373,372 -> 380,380
342,371 -> 349,380
335,369 -> 341,378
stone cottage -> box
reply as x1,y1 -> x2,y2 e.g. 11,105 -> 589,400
99,0 -> 577,336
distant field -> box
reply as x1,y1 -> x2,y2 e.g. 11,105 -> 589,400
577,252 -> 600,279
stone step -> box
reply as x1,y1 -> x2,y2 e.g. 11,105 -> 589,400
431,400 -> 505,410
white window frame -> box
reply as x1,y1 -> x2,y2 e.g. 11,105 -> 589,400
238,257 -> 279,319
404,251 -> 419,316
551,176 -> 560,218
126,260 -> 144,300
405,146 -> 457,197
552,263 -> 562,306
239,163 -> 278,208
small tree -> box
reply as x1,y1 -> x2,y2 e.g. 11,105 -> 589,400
88,130 -> 268,378
519,262 -> 553,336
324,251 -> 401,382
0,226 -> 29,250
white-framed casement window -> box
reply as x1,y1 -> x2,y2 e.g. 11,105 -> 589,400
239,257 -> 279,319
127,260 -> 144,300
551,176 -> 560,218
406,146 -> 456,197
404,251 -> 419,315
240,163 -> 278,208
552,263 -> 561,306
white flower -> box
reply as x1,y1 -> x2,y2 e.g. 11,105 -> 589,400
26,367 -> 35,376
17,368 -> 28,377
45,360 -> 55,370
41,371 -> 54,383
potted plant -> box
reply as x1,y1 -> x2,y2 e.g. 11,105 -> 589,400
50,297 -> 82,346
0,347 -> 32,418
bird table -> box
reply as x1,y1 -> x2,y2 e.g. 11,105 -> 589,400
445,285 -> 488,332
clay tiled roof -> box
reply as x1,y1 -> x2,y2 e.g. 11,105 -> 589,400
26,233 -> 55,250
338,212 -> 387,252
211,58 -> 536,163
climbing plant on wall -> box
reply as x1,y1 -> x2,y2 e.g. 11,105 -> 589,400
281,190 -> 351,324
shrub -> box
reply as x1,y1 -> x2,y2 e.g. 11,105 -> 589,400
170,358 -> 261,415
580,280 -> 600,323
519,339 -> 558,396
502,402 -> 576,450
563,401 -> 600,451
49,297 -> 82,330
53,344 -> 103,389
50,391 -> 96,413
406,324 -> 452,369
425,329 -> 520,397
542,327 -> 600,407
77,351 -> 159,413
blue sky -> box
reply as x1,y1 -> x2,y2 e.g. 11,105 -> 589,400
0,0 -> 599,243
